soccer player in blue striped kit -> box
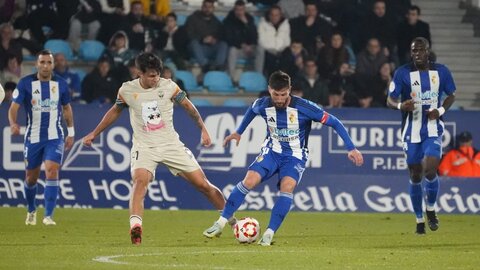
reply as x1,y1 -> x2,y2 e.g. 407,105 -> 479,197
387,37 -> 456,234
203,71 -> 364,245
8,50 -> 75,226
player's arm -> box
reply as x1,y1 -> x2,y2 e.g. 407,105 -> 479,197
386,68 -> 415,112
320,112 -> 364,166
82,98 -> 125,147
62,104 -> 75,150
174,89 -> 211,147
427,93 -> 455,120
8,102 -> 21,135
224,105 -> 257,147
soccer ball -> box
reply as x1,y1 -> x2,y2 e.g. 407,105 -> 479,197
233,217 -> 260,243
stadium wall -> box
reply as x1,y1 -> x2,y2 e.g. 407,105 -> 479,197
1,105 -> 479,214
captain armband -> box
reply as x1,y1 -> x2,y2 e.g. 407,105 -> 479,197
115,97 -> 128,108
174,90 -> 187,103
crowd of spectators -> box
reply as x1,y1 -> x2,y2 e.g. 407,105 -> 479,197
0,0 -> 433,108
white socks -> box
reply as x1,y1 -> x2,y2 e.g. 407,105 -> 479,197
130,215 -> 142,228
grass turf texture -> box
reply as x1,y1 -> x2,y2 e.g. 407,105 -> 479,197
0,207 -> 478,269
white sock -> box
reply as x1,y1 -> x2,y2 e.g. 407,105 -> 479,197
426,205 -> 435,211
216,216 -> 228,228
264,228 -> 275,236
130,215 -> 142,228
416,217 -> 425,223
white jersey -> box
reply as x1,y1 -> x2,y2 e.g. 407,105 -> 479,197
117,78 -> 182,148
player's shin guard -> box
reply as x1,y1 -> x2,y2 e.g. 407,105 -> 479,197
44,179 -> 59,217
424,176 -> 439,210
409,180 -> 424,221
267,192 -> 293,232
221,182 -> 250,220
24,181 -> 37,213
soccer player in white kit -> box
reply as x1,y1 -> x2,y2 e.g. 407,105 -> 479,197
82,53 -> 227,245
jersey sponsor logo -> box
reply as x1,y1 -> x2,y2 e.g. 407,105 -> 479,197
268,126 -> 300,137
31,98 -> 59,112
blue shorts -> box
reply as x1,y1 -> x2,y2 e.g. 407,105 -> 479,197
248,147 -> 307,188
403,137 -> 442,165
24,139 -> 64,169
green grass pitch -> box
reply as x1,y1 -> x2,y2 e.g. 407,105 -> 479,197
0,207 -> 479,269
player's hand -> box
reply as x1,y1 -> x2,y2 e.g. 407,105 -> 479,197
348,149 -> 364,166
426,108 -> 440,120
65,136 -> 74,151
400,99 -> 415,112
223,132 -> 241,147
10,123 -> 20,135
200,128 -> 212,147
82,132 -> 96,147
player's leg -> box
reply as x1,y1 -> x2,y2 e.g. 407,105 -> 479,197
179,169 -> 226,211
23,142 -> 44,225
41,139 -> 65,225
259,177 -> 297,246
129,168 -> 153,245
405,142 -> 426,234
423,137 -> 442,231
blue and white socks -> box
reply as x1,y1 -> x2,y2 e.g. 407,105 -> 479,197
267,192 -> 293,232
24,181 -> 38,213
44,179 -> 59,217
425,176 -> 439,211
409,180 -> 424,223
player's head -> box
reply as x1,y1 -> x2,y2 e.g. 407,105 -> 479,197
36,49 -> 54,81
410,37 -> 430,69
268,71 -> 291,109
136,52 -> 162,88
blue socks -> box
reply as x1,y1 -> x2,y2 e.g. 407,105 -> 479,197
268,192 -> 293,232
409,180 -> 424,220
425,176 -> 439,210
44,179 -> 59,217
24,181 -> 38,213
221,182 -> 250,219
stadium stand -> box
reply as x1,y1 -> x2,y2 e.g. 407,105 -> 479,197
175,70 -> 203,92
238,71 -> 267,93
44,39 -> 75,61
203,71 -> 237,93
78,40 -> 106,62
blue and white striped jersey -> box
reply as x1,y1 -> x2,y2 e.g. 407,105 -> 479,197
237,96 -> 354,161
12,74 -> 71,144
388,63 -> 456,143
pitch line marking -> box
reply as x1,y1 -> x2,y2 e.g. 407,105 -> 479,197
93,250 -> 295,268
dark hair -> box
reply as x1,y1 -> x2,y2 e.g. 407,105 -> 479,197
412,37 -> 430,50
4,81 -> 16,91
409,5 -> 421,15
234,0 -> 245,6
37,49 -> 53,57
203,0 -> 215,5
269,71 -> 291,90
135,52 -> 163,73
166,12 -> 177,20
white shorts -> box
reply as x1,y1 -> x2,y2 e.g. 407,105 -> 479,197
131,144 -> 200,178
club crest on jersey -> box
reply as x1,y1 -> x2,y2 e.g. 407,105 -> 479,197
431,75 -> 437,84
133,93 -> 138,100
51,86 -> 56,93
256,155 -> 264,162
289,112 -> 297,124
159,93 -> 164,99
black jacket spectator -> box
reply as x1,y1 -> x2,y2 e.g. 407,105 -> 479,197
223,8 -> 257,48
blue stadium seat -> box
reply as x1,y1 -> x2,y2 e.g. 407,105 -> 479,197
175,70 -> 202,92
203,71 -> 237,93
70,68 -> 87,83
44,39 -> 75,60
191,98 -> 213,107
239,71 -> 267,93
78,40 -> 105,61
223,98 -> 248,107
177,14 -> 187,26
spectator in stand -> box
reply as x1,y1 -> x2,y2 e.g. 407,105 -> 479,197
0,0 -> 25,24
329,63 -> 360,107
356,37 -> 389,79
289,1 -> 333,56
123,1 -> 162,52
24,0 -> 62,44
223,0 -> 259,77
126,58 -> 139,80
316,31 -> 353,80
0,54 -> 21,84
278,0 -> 304,19
1,22 -> 41,69
98,0 -> 130,44
293,57 -> 329,106
0,81 -> 15,103
136,0 -> 171,22
161,66 -> 187,98
54,53 -> 82,102
185,0 -> 228,72
360,0 -> 397,64
397,5 -> 431,65
439,131 -> 480,177
81,57 -> 120,104
257,4 -> 290,77
153,12 -> 189,70
369,62 -> 391,107
103,30 -> 136,81
68,0 -> 102,52
279,40 -> 308,79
